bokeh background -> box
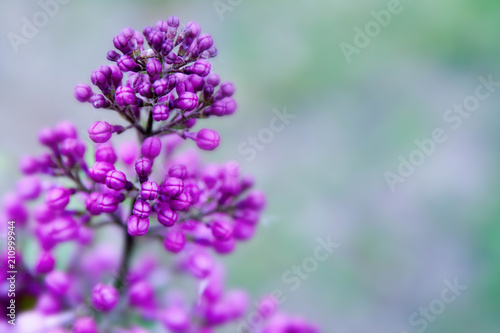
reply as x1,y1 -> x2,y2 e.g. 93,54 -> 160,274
1,0 -> 500,332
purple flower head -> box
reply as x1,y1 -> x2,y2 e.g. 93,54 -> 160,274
89,161 -> 115,183
141,137 -> 162,159
105,170 -> 128,191
175,91 -> 198,111
164,231 -> 185,253
45,271 -> 70,296
127,215 -> 149,237
74,84 -> 93,102
133,199 -> 151,219
140,181 -> 159,200
46,187 -> 71,210
152,104 -> 170,121
160,177 -> 184,198
35,252 -> 55,274
196,129 -> 220,151
91,283 -> 119,312
157,205 -> 178,227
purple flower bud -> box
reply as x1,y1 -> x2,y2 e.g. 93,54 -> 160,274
46,188 -> 71,210
189,75 -> 205,92
160,177 -> 184,198
105,170 -> 127,191
60,138 -> 86,160
91,69 -> 108,87
117,54 -> 137,72
128,280 -> 154,307
133,199 -> 151,219
135,158 -> 152,179
139,82 -> 153,98
210,97 -> 237,116
107,50 -> 120,61
149,30 -> 166,52
91,283 -> 118,312
196,129 -> 220,151
169,192 -> 191,211
234,209 -> 260,225
95,143 -> 117,164
73,317 -> 98,333
168,164 -> 187,179
38,127 -> 58,146
19,155 -> 39,174
152,78 -> 169,96
161,40 -> 174,56
141,137 -> 162,159
113,34 -> 131,54
74,84 -> 93,102
220,82 -> 235,97
206,73 -> 220,87
96,193 -> 119,213
126,73 -> 146,93
89,161 -> 115,183
233,221 -> 255,241
176,80 -> 194,95
16,176 -> 41,200
50,216 -> 79,242
55,121 -> 77,141
88,121 -> 113,143
121,27 -> 135,40
162,306 -> 190,332
196,34 -> 214,54
141,181 -> 158,200
36,293 -> 61,315
157,206 -> 178,227
152,104 -> 170,121
185,21 -> 201,38
187,251 -> 213,279
175,92 -> 198,111
146,58 -> 163,81
127,215 -> 150,237
90,94 -> 111,109
35,252 -> 55,274
45,271 -> 70,296
115,85 -> 137,106
155,20 -> 168,32
142,26 -> 154,42
186,59 -> 211,77
34,203 -> 55,224
213,237 -> 236,254
164,231 -> 185,253
109,65 -> 123,86
85,192 -> 102,216
165,51 -> 183,64
211,220 -> 233,241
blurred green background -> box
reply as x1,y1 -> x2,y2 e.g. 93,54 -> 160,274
1,0 -> 500,331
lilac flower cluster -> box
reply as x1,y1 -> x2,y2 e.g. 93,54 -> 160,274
0,17 -> 318,333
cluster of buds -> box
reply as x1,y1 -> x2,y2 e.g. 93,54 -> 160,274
0,17 -> 318,333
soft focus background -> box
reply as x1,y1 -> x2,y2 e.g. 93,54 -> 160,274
1,0 -> 500,332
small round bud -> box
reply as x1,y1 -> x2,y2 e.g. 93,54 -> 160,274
107,50 -> 120,61
89,162 -> 115,183
35,252 -> 55,274
146,58 -> 163,80
152,104 -> 169,121
38,127 -> 58,146
55,121 -> 77,141
73,317 -> 98,333
175,92 -> 198,111
162,306 -> 189,332
168,164 -> 188,179
16,176 -> 41,200
169,192 -> 191,212
115,85 -> 136,106
46,188 -> 71,210
141,137 -> 162,159
105,170 -> 127,191
135,158 -> 152,179
140,181 -> 159,200
211,220 -> 233,241
152,78 -> 169,96
88,121 -> 113,143
196,129 -> 220,151
95,143 -> 117,164
160,177 -> 184,198
19,155 -> 39,174
90,94 -> 111,109
196,34 -> 214,54
45,271 -> 70,296
113,34 -> 131,54
91,283 -> 118,312
157,206 -> 178,227
127,215 -> 150,237
164,231 -> 185,253
133,199 -> 151,219
96,194 -> 119,213
74,84 -> 93,102
186,59 -> 211,77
